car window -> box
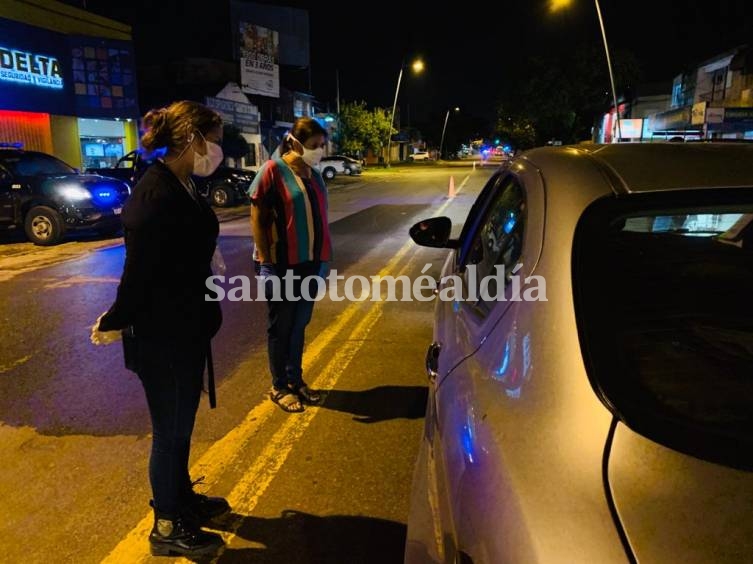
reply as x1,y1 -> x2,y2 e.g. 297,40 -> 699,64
574,191 -> 753,470
2,153 -> 75,176
461,175 -> 526,308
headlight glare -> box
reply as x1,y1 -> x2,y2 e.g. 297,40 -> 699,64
57,184 -> 92,202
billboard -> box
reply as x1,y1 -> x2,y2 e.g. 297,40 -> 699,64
230,2 -> 309,68
239,22 -> 279,98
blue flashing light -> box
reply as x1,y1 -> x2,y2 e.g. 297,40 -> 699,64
324,115 -> 335,123
0,142 -> 23,149
503,214 -> 517,235
92,186 -> 119,206
150,146 -> 167,159
460,412 -> 476,464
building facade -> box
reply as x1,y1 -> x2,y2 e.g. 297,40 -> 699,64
0,0 -> 140,169
599,45 -> 753,143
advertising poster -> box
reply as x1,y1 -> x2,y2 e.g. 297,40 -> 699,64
239,22 -> 279,98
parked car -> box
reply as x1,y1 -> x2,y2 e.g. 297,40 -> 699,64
0,146 -> 130,245
405,143 -> 753,563
194,166 -> 255,207
408,151 -> 431,161
318,155 -> 363,180
86,149 -> 152,188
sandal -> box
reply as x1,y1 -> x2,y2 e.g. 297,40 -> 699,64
289,382 -> 321,404
269,388 -> 305,413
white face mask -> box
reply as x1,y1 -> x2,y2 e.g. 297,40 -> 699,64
289,134 -> 324,167
193,132 -> 224,177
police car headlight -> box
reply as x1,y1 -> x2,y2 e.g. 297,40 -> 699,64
57,184 -> 92,202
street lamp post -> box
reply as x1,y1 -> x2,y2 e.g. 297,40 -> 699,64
593,0 -> 622,141
385,59 -> 424,166
551,0 -> 621,141
439,107 -> 460,161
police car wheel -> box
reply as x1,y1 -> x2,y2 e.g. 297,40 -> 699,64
24,206 -> 65,246
211,186 -> 233,207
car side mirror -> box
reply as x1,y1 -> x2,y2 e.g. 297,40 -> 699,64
409,216 -> 459,248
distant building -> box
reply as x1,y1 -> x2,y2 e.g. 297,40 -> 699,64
135,1 -> 316,168
647,45 -> 753,141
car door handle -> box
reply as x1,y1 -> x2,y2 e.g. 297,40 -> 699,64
425,341 -> 441,383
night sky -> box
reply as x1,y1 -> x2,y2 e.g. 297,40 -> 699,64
81,0 -> 752,139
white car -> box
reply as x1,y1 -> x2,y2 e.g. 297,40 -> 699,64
405,142 -> 753,564
318,155 -> 362,180
408,151 -> 431,161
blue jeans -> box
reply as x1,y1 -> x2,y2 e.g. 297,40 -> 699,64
266,262 -> 319,390
137,336 -> 206,518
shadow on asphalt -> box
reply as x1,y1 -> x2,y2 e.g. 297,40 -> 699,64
206,510 -> 406,564
318,385 -> 428,423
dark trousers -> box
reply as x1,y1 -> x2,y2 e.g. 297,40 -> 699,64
136,336 -> 206,519
266,262 -> 320,390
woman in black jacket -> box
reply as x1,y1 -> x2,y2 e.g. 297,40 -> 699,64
91,100 -> 228,557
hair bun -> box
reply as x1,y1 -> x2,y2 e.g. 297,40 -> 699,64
141,107 -> 170,151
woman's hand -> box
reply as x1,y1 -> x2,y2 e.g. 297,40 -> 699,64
90,312 -> 122,346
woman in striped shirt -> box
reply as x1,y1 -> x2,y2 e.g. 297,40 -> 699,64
249,117 -> 332,413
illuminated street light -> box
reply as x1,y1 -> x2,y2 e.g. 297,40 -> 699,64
386,58 -> 425,166
439,107 -> 460,161
549,0 -> 573,13
555,0 -> 622,140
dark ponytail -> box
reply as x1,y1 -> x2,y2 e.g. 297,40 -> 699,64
281,117 -> 327,155
140,100 -> 222,153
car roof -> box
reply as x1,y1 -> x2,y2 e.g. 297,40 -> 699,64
0,149 -> 57,159
0,149 -> 25,157
525,143 -> 753,194
589,142 -> 753,193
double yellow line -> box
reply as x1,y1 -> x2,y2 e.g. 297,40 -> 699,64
102,173 -> 471,563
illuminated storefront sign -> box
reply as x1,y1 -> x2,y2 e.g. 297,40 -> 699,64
0,46 -> 63,89
0,17 -> 138,118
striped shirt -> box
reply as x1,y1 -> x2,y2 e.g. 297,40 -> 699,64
248,157 -> 332,266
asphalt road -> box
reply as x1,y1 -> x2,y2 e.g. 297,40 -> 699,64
0,165 -> 493,563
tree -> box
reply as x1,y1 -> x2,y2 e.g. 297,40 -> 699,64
495,106 -> 538,150
368,107 -> 393,155
222,124 -> 250,165
497,44 -> 642,146
338,101 -> 394,157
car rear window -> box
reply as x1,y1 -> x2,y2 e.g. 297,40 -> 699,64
573,189 -> 753,470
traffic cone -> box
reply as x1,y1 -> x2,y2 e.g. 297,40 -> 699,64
448,175 -> 456,198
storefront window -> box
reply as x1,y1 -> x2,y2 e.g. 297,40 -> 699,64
78,118 -> 126,169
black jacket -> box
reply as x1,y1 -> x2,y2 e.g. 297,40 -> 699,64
99,161 -> 222,340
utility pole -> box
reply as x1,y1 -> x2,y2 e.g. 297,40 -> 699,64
336,69 -> 340,115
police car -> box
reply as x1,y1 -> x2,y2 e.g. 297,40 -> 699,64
0,144 -> 131,245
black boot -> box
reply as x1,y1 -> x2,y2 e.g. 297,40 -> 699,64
149,515 -> 224,557
184,492 -> 232,525
150,493 -> 231,526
